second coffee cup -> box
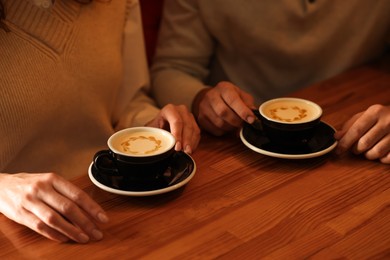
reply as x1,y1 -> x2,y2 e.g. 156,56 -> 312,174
258,97 -> 323,146
93,127 -> 176,184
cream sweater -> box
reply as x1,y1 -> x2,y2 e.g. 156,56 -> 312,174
151,0 -> 390,107
0,0 -> 159,179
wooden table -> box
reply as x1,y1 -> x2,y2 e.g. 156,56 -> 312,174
1,65 -> 390,259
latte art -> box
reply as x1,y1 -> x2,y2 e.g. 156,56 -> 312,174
261,99 -> 321,124
121,135 -> 163,155
268,106 -> 308,122
108,127 -> 175,158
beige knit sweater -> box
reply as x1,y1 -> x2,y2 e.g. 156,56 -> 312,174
0,0 -> 159,179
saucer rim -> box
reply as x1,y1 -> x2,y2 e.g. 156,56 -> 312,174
240,121 -> 338,159
88,153 -> 196,196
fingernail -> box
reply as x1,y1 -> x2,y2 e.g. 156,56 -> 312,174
98,212 -> 109,223
247,116 -> 255,124
184,145 -> 192,154
175,142 -> 182,151
78,233 -> 90,243
92,229 -> 104,240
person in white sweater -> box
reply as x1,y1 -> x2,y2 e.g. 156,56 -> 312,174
0,0 -> 200,243
151,0 -> 390,163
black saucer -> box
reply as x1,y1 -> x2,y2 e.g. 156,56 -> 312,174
88,151 -> 196,196
240,121 -> 337,159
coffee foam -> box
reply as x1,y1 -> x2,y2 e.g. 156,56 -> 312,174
118,131 -> 169,155
262,100 -> 320,123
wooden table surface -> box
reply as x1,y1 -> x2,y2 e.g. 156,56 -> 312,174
1,65 -> 390,259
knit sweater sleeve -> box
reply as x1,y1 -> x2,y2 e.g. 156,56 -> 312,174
114,0 -> 160,129
150,0 -> 211,111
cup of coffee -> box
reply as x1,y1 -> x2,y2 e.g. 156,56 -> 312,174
258,97 -> 322,146
93,127 -> 176,186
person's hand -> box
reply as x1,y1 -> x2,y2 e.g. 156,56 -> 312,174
334,104 -> 390,164
192,81 -> 257,136
0,173 -> 109,243
146,104 -> 200,154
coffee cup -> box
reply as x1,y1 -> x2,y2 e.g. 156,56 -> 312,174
258,97 -> 322,146
93,127 -> 176,185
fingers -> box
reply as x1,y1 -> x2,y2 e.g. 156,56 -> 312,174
0,173 -> 108,243
334,113 -> 361,141
196,81 -> 256,135
180,111 -> 201,153
237,87 -> 257,119
380,152 -> 390,164
17,208 -> 69,243
49,175 -> 108,242
157,104 -> 201,154
335,112 -> 375,153
364,134 -> 390,161
335,104 -> 390,163
198,109 -> 228,136
52,175 -> 108,224
26,196 -> 92,243
214,82 -> 256,125
197,97 -> 236,135
29,174 -> 108,243
159,104 -> 184,151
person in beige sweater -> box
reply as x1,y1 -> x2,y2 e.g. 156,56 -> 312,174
0,0 -> 200,243
151,0 -> 390,163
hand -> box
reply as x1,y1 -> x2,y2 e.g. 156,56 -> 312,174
0,173 -> 109,243
146,104 -> 201,154
192,81 -> 257,136
334,104 -> 390,164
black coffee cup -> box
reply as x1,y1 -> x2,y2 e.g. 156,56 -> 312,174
93,127 -> 176,185
258,97 -> 323,146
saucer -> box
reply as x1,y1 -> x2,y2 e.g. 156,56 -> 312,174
240,121 -> 337,159
88,152 -> 196,196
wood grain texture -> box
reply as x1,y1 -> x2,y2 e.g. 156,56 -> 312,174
0,65 -> 389,259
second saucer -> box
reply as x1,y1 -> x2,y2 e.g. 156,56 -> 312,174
240,121 -> 338,159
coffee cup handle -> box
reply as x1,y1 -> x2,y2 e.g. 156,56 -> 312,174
93,150 -> 120,175
250,109 -> 263,131
252,109 -> 261,118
